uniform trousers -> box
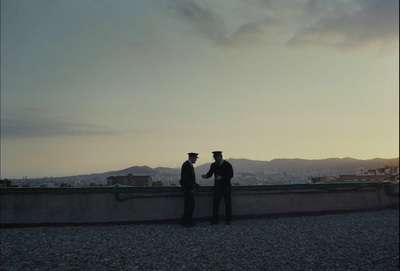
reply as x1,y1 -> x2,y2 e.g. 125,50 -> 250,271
182,189 -> 195,224
212,184 -> 231,222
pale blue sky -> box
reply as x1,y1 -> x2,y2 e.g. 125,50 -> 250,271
1,0 -> 399,178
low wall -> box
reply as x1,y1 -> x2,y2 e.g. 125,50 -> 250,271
1,183 -> 398,226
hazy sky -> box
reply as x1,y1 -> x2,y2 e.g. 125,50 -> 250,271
1,0 -> 399,178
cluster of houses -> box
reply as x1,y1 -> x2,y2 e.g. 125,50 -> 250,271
106,173 -> 153,187
335,165 -> 399,182
312,166 -> 399,183
2,165 -> 398,187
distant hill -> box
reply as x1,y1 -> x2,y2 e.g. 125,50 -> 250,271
98,157 -> 399,179
10,157 -> 399,185
108,165 -> 158,176
195,157 -> 399,174
227,157 -> 399,174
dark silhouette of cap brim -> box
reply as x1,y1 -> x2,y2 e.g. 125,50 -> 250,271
188,152 -> 199,158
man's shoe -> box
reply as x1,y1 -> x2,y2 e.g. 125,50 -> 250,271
225,221 -> 231,225
210,221 -> 218,225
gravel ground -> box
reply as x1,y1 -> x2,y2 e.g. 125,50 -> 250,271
1,209 -> 398,271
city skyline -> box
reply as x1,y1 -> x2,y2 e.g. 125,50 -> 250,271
1,0 -> 399,178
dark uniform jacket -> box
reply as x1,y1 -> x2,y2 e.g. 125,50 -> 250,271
180,160 -> 198,190
204,160 -> 234,186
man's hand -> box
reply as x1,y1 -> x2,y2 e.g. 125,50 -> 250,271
215,175 -> 222,181
191,189 -> 195,194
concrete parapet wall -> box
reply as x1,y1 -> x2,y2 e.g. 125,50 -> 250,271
1,183 -> 398,226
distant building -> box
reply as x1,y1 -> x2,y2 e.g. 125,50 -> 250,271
366,166 -> 399,176
288,178 -> 305,184
107,174 -> 152,187
0,179 -> 12,187
336,166 -> 399,182
311,177 -> 330,183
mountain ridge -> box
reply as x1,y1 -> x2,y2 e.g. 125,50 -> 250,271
9,157 -> 399,183
195,157 -> 399,174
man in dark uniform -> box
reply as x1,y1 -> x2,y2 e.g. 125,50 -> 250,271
180,152 -> 200,227
202,151 -> 234,225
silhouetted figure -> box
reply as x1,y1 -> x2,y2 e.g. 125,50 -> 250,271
202,151 -> 234,225
180,152 -> 200,227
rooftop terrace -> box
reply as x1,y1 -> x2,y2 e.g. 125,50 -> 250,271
1,209 -> 398,270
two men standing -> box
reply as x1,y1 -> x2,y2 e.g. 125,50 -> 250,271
180,151 -> 234,227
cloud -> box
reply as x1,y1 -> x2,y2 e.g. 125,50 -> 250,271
168,0 -> 399,49
287,0 -> 399,48
1,108 -> 114,138
168,0 -> 229,43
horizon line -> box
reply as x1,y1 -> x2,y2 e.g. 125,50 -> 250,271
3,156 -> 399,180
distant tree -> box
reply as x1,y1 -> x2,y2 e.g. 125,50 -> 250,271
152,181 -> 164,187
